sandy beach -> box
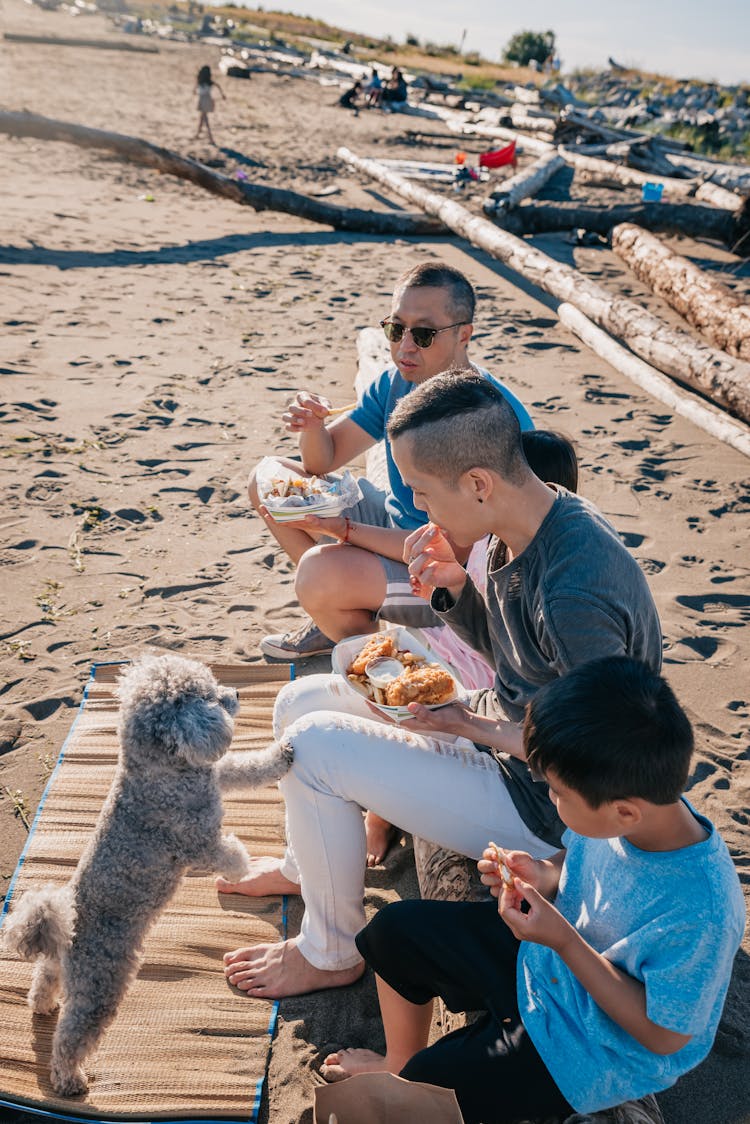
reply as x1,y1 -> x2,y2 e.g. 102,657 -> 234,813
0,2 -> 748,1120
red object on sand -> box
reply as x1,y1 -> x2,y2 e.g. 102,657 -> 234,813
478,141 -> 517,169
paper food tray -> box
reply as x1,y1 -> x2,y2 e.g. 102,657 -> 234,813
332,627 -> 461,723
257,457 -> 362,523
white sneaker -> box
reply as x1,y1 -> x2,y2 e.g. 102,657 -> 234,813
260,618 -> 335,660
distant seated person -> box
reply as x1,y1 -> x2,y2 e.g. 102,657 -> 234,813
364,68 -> 383,107
338,79 -> 363,116
381,67 -> 408,110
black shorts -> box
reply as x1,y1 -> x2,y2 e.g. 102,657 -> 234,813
356,899 -> 573,1124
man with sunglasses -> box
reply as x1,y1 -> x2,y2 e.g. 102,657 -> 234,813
250,261 -> 532,661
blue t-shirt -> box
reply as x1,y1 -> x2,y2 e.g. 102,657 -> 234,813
349,365 -> 533,530
517,806 -> 745,1113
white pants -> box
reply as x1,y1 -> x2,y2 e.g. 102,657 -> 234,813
273,674 -> 557,970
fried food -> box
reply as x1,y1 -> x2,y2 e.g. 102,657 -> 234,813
488,841 -> 514,890
384,664 -> 456,707
347,634 -> 398,676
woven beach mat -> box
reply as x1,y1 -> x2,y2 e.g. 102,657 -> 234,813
0,661 -> 291,1123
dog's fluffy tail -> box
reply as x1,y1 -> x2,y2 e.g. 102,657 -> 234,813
215,739 -> 293,791
2,884 -> 74,961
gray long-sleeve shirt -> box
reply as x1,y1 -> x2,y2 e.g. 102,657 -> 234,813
432,489 -> 662,846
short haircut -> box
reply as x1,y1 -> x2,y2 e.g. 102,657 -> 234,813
524,657 -> 694,807
394,262 -> 476,324
387,368 -> 528,485
522,430 -> 579,493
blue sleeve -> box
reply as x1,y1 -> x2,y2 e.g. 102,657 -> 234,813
480,369 -> 534,431
350,368 -> 391,442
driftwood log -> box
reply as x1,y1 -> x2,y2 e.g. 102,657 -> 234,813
666,152 -> 750,195
500,200 -> 747,249
557,108 -> 689,151
3,32 -> 160,53
612,224 -> 750,361
0,111 -> 445,237
486,151 -> 565,211
558,305 -> 750,458
338,146 -> 750,423
425,105 -> 553,156
559,148 -> 743,212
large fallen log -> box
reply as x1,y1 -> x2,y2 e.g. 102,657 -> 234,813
558,305 -> 750,458
559,148 -> 743,212
3,32 -> 159,53
501,199 -> 746,248
557,107 -> 690,151
425,104 -> 553,156
485,151 -> 565,211
611,224 -> 750,361
337,146 -> 750,423
0,110 -> 445,237
666,152 -> 750,196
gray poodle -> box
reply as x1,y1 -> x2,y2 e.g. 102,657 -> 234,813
2,653 -> 291,1097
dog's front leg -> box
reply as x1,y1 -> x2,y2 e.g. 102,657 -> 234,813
213,834 -> 252,883
214,740 -> 293,791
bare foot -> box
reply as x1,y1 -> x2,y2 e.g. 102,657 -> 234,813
215,856 -> 300,896
321,1048 -> 395,1083
364,811 -> 398,868
223,937 -> 364,999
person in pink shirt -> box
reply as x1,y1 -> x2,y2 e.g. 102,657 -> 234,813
365,430 -> 579,865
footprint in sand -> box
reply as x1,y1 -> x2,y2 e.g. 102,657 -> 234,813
663,635 -> 737,665
676,592 -> 750,626
618,531 -> 648,549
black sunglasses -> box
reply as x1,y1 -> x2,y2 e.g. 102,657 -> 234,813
380,319 -> 467,349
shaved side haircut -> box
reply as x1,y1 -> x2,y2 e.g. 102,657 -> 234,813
387,368 -> 529,485
394,262 -> 476,325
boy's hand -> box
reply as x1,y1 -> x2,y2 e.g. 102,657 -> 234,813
500,880 -> 574,952
478,847 -> 539,898
283,392 -> 331,433
404,523 -> 466,598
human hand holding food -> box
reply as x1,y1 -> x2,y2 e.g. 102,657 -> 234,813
404,523 -> 466,599
479,845 -> 535,899
270,512 -> 349,538
480,845 -> 564,901
282,392 -> 333,433
402,698 -> 474,737
499,880 -> 575,952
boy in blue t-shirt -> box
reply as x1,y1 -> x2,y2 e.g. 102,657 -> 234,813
322,657 -> 745,1124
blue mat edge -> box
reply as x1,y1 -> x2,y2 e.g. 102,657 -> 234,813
0,659 -> 294,1124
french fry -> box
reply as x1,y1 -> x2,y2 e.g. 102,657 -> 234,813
325,401 -> 358,417
373,685 -> 386,705
488,841 -> 514,890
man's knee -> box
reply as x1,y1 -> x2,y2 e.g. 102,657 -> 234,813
294,545 -> 343,606
277,711 -> 349,791
295,544 -> 385,611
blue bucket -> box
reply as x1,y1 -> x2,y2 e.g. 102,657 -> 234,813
641,182 -> 664,203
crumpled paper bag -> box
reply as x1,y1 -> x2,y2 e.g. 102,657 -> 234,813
314,1071 -> 465,1123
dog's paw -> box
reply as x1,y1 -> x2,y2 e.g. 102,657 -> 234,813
28,992 -> 60,1016
51,1062 -> 88,1097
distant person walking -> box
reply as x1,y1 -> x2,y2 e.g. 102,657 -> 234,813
195,64 -> 225,145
